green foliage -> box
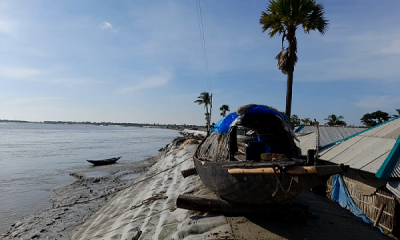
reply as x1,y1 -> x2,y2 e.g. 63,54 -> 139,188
259,0 -> 329,118
301,118 -> 311,125
194,92 -> 212,132
360,111 -> 390,127
324,114 -> 346,126
219,104 -> 230,117
260,0 -> 329,72
290,114 -> 301,126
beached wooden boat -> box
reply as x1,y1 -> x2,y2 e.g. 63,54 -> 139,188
194,104 -> 346,204
87,156 -> 121,165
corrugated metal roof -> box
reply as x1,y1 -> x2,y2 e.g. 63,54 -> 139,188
319,118 -> 400,176
390,154 -> 400,177
297,126 -> 367,148
294,132 -> 317,156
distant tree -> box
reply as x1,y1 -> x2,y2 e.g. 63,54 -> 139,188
324,114 -> 346,126
360,110 -> 390,127
310,119 -> 319,126
194,92 -> 212,133
220,105 -> 230,118
301,118 -> 312,125
260,0 -> 329,118
290,114 -> 301,127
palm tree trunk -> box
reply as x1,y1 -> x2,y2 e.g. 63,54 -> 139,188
206,105 -> 210,135
285,70 -> 293,118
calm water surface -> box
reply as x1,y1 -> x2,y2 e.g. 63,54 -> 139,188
0,122 -> 180,233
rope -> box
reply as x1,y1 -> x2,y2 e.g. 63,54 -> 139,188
271,166 -> 295,197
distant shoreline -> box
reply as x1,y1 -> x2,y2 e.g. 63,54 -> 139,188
0,120 -> 203,131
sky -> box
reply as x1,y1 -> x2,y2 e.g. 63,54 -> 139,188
0,0 -> 399,126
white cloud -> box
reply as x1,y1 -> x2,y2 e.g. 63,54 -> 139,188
118,71 -> 173,94
354,95 -> 400,109
99,22 -> 116,31
378,39 -> 400,55
0,67 -> 41,79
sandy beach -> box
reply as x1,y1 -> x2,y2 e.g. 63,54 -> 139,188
1,133 -> 394,240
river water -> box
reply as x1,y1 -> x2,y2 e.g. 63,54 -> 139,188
0,122 -> 180,233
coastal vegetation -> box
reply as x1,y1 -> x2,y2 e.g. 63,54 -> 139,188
260,0 -> 329,118
194,92 -> 212,133
324,114 -> 346,126
361,110 -> 390,127
219,105 -> 230,117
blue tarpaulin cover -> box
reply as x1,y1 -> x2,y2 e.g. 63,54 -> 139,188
331,174 -> 382,231
210,112 -> 239,134
210,105 -> 285,134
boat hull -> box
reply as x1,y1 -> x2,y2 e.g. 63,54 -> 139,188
87,156 -> 121,166
194,156 -> 324,204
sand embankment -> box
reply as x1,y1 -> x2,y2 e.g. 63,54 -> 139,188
2,133 -> 394,240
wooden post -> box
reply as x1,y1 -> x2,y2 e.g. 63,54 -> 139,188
181,168 -> 198,178
307,149 -> 315,166
228,126 -> 238,161
374,204 -> 386,227
176,194 -> 308,222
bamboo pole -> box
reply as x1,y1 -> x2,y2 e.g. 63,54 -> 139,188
228,166 -> 319,175
374,204 -> 386,227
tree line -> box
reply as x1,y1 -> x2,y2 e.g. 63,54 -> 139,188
194,91 -> 399,130
291,109 -> 400,127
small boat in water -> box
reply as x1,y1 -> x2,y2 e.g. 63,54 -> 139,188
194,104 -> 347,204
87,156 -> 122,165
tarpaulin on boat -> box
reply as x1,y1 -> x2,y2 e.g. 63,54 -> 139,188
210,105 -> 287,134
331,174 -> 382,231
210,112 -> 239,134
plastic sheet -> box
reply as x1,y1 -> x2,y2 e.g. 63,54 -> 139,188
331,174 -> 382,232
210,112 -> 239,134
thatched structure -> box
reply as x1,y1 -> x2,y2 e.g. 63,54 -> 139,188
325,169 -> 399,234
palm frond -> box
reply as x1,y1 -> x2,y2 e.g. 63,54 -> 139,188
275,48 -> 288,74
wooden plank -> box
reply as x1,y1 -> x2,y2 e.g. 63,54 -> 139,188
228,166 -> 319,175
222,159 -> 304,169
376,192 -> 395,200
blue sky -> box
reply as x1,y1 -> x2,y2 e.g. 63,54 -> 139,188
0,0 -> 399,126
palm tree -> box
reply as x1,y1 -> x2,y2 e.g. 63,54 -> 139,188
194,92 -> 212,133
301,118 -> 311,125
260,0 -> 329,118
324,114 -> 346,126
220,105 -> 230,118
